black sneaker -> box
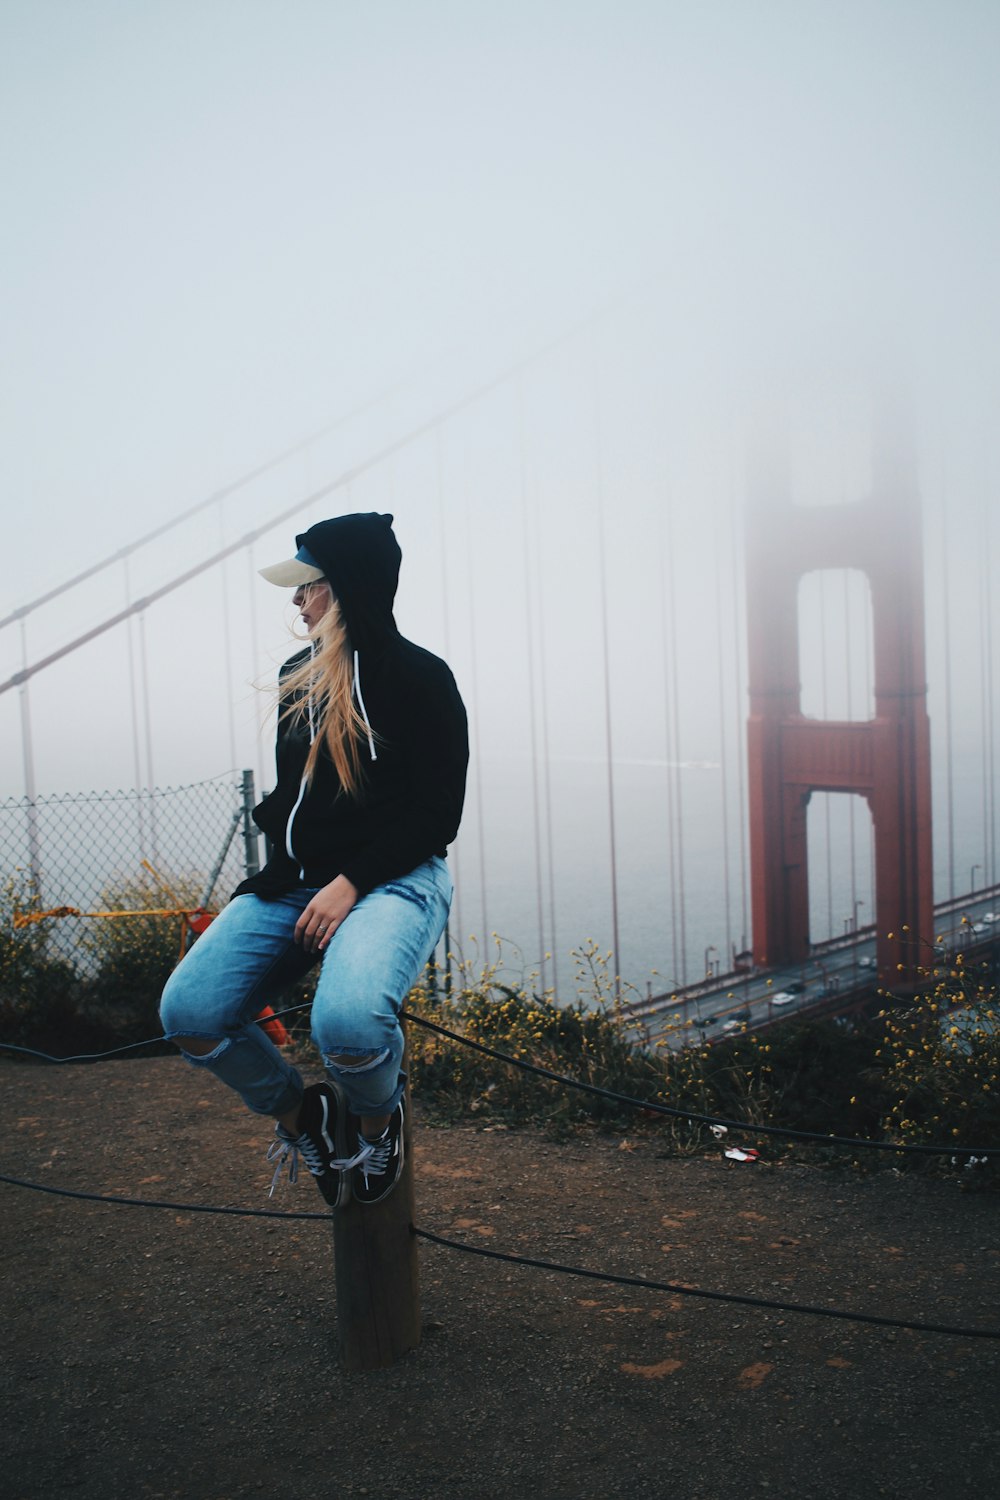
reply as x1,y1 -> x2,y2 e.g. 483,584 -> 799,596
267,1082 -> 350,1208
352,1098 -> 406,1206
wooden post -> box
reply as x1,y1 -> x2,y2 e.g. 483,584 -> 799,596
331,1075 -> 420,1372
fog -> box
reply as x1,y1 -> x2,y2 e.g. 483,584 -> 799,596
1,2 -> 998,988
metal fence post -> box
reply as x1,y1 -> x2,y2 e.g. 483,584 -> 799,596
240,769 -> 260,879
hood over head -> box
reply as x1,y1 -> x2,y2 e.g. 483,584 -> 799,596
295,513 -> 401,652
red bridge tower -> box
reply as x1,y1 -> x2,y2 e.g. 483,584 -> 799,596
746,430 -> 934,991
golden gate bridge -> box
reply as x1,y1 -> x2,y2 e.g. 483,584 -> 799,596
1,314 -> 997,1010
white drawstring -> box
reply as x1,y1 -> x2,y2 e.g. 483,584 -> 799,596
353,649 -> 378,761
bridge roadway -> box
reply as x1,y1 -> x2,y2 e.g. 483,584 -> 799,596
623,884 -> 1000,1050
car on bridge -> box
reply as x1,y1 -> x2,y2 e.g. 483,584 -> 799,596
771,991 -> 796,1006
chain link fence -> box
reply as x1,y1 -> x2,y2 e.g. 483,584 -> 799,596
1,771 -> 261,970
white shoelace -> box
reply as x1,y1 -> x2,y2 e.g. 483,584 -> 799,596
267,1130 -> 372,1197
357,1133 -> 390,1188
266,1132 -> 324,1196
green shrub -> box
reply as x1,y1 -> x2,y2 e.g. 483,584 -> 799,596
877,951 -> 1000,1164
728,1016 -> 886,1141
401,942 -> 766,1146
76,871 -> 207,1040
0,875 -> 84,1048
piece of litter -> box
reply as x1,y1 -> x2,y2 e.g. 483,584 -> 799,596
710,1125 -> 728,1139
724,1147 -> 760,1163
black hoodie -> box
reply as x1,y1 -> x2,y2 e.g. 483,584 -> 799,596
234,513 -> 468,899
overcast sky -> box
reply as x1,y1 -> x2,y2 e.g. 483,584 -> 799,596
3,1 -> 997,590
2,2 -> 998,975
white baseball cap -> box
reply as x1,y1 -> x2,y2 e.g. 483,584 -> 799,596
258,543 -> 325,588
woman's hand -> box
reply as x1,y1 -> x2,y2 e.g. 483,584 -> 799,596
294,874 -> 359,953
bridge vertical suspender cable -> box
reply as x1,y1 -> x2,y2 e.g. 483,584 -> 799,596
517,377 -> 547,992
819,568 -> 834,938
988,509 -> 995,888
713,493 -> 733,967
670,506 -> 689,985
137,608 -> 159,865
940,476 -> 956,903
245,541 -> 267,798
591,339 -> 623,993
433,424 -> 458,987
17,617 -> 41,885
538,559 -> 559,1000
729,468 -> 750,958
863,542 -> 875,907
122,555 -> 148,856
461,461 -> 489,957
843,569 -> 858,925
658,504 -> 678,981
521,401 -> 560,998
218,504 -> 240,776
674,547 -> 689,984
659,496 -> 687,987
437,435 -> 464,972
980,495 -> 996,887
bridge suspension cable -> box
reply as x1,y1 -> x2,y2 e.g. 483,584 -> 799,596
0,325 -> 594,703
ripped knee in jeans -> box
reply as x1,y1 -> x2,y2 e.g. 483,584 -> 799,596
324,1048 -> 390,1075
174,1034 -> 230,1063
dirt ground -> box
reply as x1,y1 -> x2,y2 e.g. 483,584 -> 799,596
2,1055 -> 999,1500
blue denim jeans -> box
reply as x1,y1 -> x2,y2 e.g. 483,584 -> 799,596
159,857 -> 452,1120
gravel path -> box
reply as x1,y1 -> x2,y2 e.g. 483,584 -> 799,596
2,1056 -> 999,1499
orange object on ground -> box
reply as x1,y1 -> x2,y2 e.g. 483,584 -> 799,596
256,1005 -> 291,1046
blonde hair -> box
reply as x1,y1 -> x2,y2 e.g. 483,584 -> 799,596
279,588 -> 372,798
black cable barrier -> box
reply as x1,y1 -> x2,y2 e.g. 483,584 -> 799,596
2,995 -> 997,1344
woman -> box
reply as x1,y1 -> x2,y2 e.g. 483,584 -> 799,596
160,512 -> 468,1207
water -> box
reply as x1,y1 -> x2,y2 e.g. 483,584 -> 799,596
448,747 -> 994,1004
452,756 -> 822,1002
